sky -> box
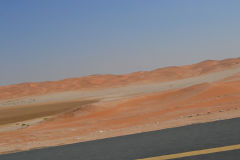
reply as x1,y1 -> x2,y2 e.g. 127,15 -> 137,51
1,0 -> 240,86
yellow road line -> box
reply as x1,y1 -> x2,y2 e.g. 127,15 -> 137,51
138,144 -> 240,160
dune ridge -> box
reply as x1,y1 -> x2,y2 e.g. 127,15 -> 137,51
1,77 -> 240,154
0,57 -> 240,101
1,57 -> 240,154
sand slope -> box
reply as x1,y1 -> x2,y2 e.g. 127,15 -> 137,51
0,57 -> 240,101
1,78 -> 240,154
1,57 -> 240,154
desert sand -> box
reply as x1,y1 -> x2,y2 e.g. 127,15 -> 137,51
0,57 -> 240,154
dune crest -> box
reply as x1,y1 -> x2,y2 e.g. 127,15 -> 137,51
0,57 -> 240,101
1,57 -> 240,154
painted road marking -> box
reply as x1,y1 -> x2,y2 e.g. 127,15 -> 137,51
138,144 -> 240,160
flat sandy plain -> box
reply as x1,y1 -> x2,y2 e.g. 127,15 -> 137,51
1,58 -> 240,154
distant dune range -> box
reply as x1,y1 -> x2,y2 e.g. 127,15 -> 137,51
1,58 -> 240,101
1,57 -> 240,154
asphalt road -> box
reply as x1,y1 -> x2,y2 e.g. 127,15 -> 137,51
1,118 -> 240,160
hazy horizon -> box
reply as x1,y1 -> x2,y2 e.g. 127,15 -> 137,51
1,56 -> 240,87
1,0 -> 240,86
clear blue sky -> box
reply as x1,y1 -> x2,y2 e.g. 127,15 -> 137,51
1,0 -> 240,86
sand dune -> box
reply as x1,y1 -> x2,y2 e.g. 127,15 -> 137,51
0,57 -> 240,101
1,57 -> 240,154
1,58 -> 240,107
1,78 -> 240,153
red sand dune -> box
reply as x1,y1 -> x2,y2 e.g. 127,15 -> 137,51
1,76 -> 240,153
1,57 -> 240,154
0,57 -> 240,101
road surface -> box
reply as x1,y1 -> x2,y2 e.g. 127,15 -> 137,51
1,118 -> 240,160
